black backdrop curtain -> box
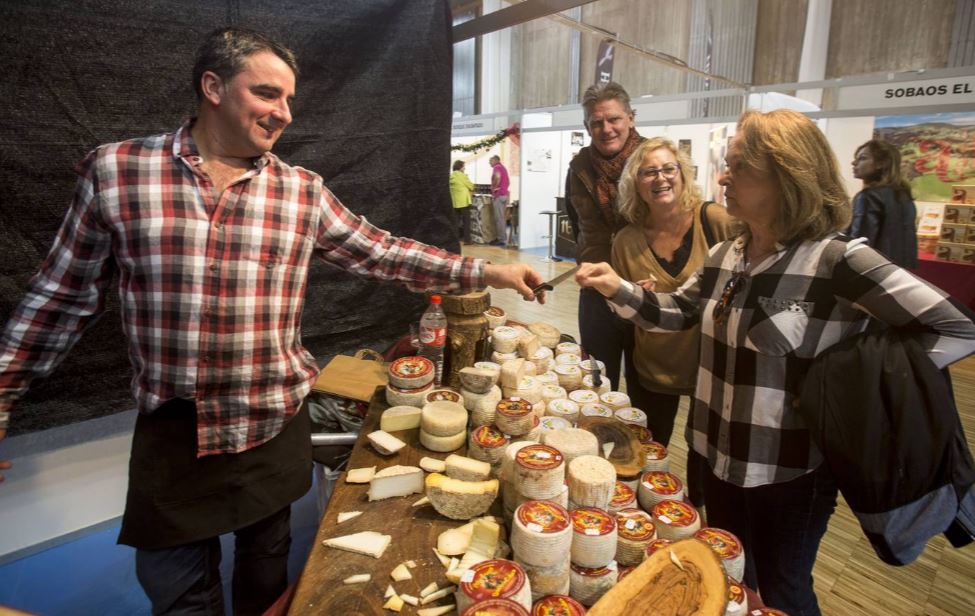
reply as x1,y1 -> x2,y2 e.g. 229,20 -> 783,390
0,0 -> 458,434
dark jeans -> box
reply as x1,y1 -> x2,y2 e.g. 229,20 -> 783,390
136,505 -> 292,616
577,287 -> 632,391
704,464 -> 838,616
454,206 -> 471,243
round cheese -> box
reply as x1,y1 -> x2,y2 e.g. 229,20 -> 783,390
580,374 -> 611,394
615,507 -> 657,566
492,326 -> 522,353
567,455 -> 616,510
493,350 -> 519,364
644,537 -> 673,559
579,402 -> 614,419
533,370 -> 558,387
546,398 -> 580,423
725,576 -> 749,615
500,358 -> 529,389
615,406 -> 648,427
460,598 -> 530,616
459,367 -> 499,394
638,471 -> 684,512
541,385 -> 568,405
514,444 -> 566,499
651,499 -> 702,540
457,559 -> 533,613
568,562 -> 617,607
539,416 -> 572,433
578,358 -> 605,374
626,424 -> 654,444
496,397 -> 536,436
553,364 -> 582,391
484,305 -> 508,329
642,441 -> 670,472
419,428 -> 466,452
695,527 -> 746,582
425,388 -> 464,407
554,353 -> 581,366
555,342 -> 581,356
501,440 -> 536,482
599,391 -> 630,411
541,428 -> 599,464
515,558 -> 571,602
567,389 -> 599,406
505,376 -> 542,405
473,361 -> 502,381
531,593 -> 585,616
387,356 -> 435,389
511,500 -> 572,567
420,400 -> 468,437
464,385 -> 503,426
527,322 -> 560,348
424,472 -> 499,520
385,382 -> 434,407
468,425 -> 511,465
570,507 -> 618,568
608,481 -> 637,514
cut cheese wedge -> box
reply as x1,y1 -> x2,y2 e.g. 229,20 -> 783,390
368,465 -> 423,501
419,456 -> 447,473
342,573 -> 370,584
383,594 -> 404,612
337,511 -> 362,523
380,406 -> 422,432
367,430 -> 406,456
425,473 -> 499,520
322,531 -> 391,558
445,454 -> 492,482
390,562 -> 412,581
345,466 -> 376,483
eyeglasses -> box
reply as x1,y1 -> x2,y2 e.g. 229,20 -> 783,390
712,271 -> 748,325
637,164 -> 681,181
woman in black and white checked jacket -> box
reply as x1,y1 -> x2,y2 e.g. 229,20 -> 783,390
577,109 -> 975,616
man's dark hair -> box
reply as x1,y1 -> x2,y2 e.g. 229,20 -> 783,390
192,27 -> 299,101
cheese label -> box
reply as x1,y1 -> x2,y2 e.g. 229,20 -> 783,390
615,407 -> 646,422
616,564 -> 634,581
517,376 -> 538,390
695,527 -> 743,559
497,398 -> 533,417
531,348 -> 554,360
486,306 -> 505,317
554,353 -> 580,365
569,563 -> 614,578
642,471 -> 682,495
556,342 -> 581,355
616,509 -> 655,541
425,389 -> 462,404
462,598 -> 527,616
531,594 -> 586,616
389,356 -> 433,378
474,361 -> 501,372
493,326 -> 520,339
540,416 -> 571,432
600,392 -> 628,405
626,424 -> 653,444
571,507 -> 615,536
517,500 -> 570,533
472,425 -> 509,448
580,403 -> 613,417
567,390 -> 598,404
461,559 -> 525,601
728,577 -> 745,605
645,538 -> 673,557
643,441 -> 668,460
535,372 -> 558,385
549,399 -> 579,413
516,444 -> 564,470
554,364 -> 581,376
652,500 -> 698,527
610,482 -> 636,507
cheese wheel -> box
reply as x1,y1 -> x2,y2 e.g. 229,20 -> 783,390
695,527 -> 746,582
493,350 -> 519,364
460,598 -> 529,616
468,425 -> 511,465
614,407 -> 648,427
638,471 -> 684,512
511,501 -> 573,567
541,428 -> 599,464
425,388 -> 465,407
457,559 -> 533,613
523,361 -> 538,378
641,441 -> 670,472
527,349 -> 555,375
554,365 -> 582,391
501,440 -> 536,482
496,397 -> 536,436
515,557 -> 571,602
385,382 -> 434,407
500,358 -> 528,389
617,470 -> 641,493
570,507 -> 618,568
492,326 -> 522,353
579,403 -> 614,419
644,537 -> 673,559
541,385 -> 568,406
419,428 -> 466,452
515,416 -> 542,444
517,332 -> 541,359
527,322 -> 560,348
725,576 -> 749,615
466,385 -> 503,426
615,507 -> 657,566
513,444 -> 566,499
460,367 -> 499,394
532,594 -> 586,616
421,400 -> 469,437
539,416 -> 572,433
473,361 -> 502,381
567,390 -> 599,406
505,376 -> 542,405
626,424 -> 654,444
608,481 -> 637,515
425,473 -> 499,520
568,562 -> 618,607
578,358 -> 605,374
555,342 -> 581,356
580,374 -> 611,394
650,499 -> 701,540
533,370 -> 559,387
567,455 -> 616,510
554,353 -> 581,366
387,356 -> 435,389
599,391 -> 630,411
546,398 -> 580,423
484,306 -> 508,329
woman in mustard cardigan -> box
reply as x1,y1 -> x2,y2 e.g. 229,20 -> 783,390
449,159 -> 475,244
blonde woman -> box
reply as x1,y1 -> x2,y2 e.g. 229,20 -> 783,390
578,109 -> 975,615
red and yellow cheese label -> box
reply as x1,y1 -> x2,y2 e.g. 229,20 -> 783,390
531,594 -> 586,616
642,441 -> 668,460
497,398 -> 533,418
641,471 -> 682,495
516,444 -> 564,471
652,500 -> 698,527
616,508 -> 656,541
610,481 -> 636,508
426,389 -> 462,404
569,563 -> 614,578
461,598 -> 529,616
517,500 -> 570,533
728,577 -> 745,605
571,507 -> 616,536
626,424 -> 654,444
645,538 -> 673,557
486,306 -> 506,317
390,356 -> 433,378
472,425 -> 509,448
694,527 -> 743,559
461,559 -> 526,602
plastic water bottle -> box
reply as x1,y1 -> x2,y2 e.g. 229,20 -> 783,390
419,295 -> 448,386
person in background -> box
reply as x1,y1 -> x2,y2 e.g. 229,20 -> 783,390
450,159 -> 474,244
847,139 -> 918,268
612,136 -> 734,506
489,154 -> 510,246
0,27 -> 542,615
577,109 -> 975,615
565,81 -> 651,410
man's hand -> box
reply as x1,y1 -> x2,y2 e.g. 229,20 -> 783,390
576,262 -> 623,298
484,263 -> 546,304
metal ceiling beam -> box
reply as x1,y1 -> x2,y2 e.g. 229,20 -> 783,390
452,0 -> 597,42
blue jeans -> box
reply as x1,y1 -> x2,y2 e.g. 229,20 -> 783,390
704,464 -> 838,616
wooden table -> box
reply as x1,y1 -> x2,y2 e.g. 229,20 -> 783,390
288,396 -> 467,615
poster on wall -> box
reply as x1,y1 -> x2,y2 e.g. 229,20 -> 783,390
707,125 -> 731,202
874,112 -> 975,201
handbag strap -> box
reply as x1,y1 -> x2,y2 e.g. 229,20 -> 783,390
700,201 -> 717,248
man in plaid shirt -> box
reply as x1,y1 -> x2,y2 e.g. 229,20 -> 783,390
0,28 -> 542,614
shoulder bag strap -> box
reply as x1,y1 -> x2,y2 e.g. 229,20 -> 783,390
700,200 -> 717,248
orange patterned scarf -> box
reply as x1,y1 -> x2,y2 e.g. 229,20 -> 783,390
591,129 -> 642,228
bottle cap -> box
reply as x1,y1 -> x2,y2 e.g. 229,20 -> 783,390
431,295 -> 442,304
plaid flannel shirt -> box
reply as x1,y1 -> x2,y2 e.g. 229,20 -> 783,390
0,122 -> 484,456
609,234 -> 975,487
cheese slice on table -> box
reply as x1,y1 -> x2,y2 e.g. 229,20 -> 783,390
367,430 -> 406,455
322,531 -> 391,558
419,456 -> 447,473
368,465 -> 424,501
445,454 -> 492,482
345,466 -> 376,484
380,405 -> 422,431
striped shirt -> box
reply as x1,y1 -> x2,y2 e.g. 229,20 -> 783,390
609,234 -> 975,487
0,122 -> 484,456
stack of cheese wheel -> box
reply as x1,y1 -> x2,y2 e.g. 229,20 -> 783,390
460,363 -> 501,423
515,557 -> 570,602
553,364 -> 582,391
474,361 -> 502,381
467,386 -> 503,427
511,500 -> 573,568
513,444 -> 565,500
599,391 -> 630,411
425,388 -> 464,406
638,470 -> 684,512
461,598 -> 530,616
496,398 -> 536,436
567,389 -> 598,407
534,369 -> 558,387
568,562 -> 618,607
517,331 -> 541,360
555,341 -> 581,356
725,576 -> 749,615
509,376 -> 542,405
386,382 -> 434,407
492,326 -> 522,353
644,537 -> 673,559
456,559 -> 533,613
579,402 -> 614,419
554,353 -> 581,367
501,441 -> 536,518
540,385 -> 568,406
539,416 -> 572,434
569,507 -> 618,568
616,564 -> 635,582
642,441 -> 670,472
616,469 -> 642,492
500,359 -> 529,393
541,428 -> 599,465
615,407 -> 649,428
607,481 -> 637,514
615,507 -> 657,566
527,348 -> 555,374
546,398 -> 580,424
695,527 -> 746,581
510,416 -> 541,444
625,424 -> 654,445
528,322 -> 561,349
468,425 -> 510,466
386,355 -> 435,406
493,350 -> 519,364
531,594 -> 586,616
651,499 -> 702,540
580,374 -> 611,394
567,455 -> 616,510
419,400 -> 468,452
484,306 -> 507,329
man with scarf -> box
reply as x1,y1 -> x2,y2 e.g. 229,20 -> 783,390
565,81 -> 650,407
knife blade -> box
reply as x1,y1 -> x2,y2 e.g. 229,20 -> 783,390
579,346 -> 603,388
531,265 -> 579,296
